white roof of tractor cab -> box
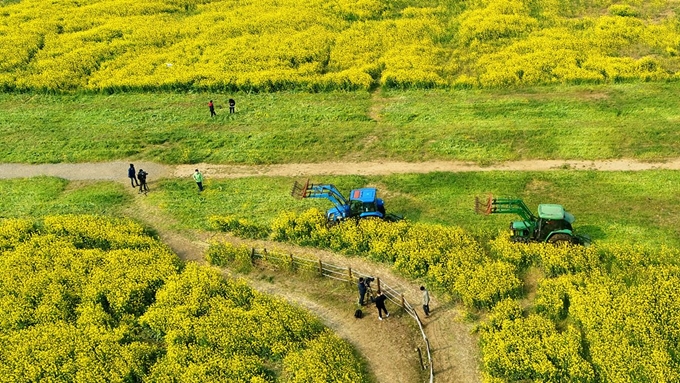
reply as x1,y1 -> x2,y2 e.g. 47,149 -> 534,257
538,204 -> 575,223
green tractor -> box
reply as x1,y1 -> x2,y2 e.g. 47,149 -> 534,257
476,195 -> 588,245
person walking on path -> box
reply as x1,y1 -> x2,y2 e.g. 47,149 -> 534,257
128,164 -> 139,188
374,290 -> 389,320
229,98 -> 235,113
420,286 -> 430,317
193,169 -> 204,192
358,277 -> 368,306
209,100 -> 216,117
137,169 -> 149,194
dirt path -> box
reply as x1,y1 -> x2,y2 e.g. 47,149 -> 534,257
2,158 -> 680,181
123,189 -> 480,383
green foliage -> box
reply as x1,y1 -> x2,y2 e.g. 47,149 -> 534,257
0,177 -> 130,217
205,241 -> 254,273
151,169 -> 680,249
209,215 -> 271,239
3,83 -> 680,164
270,209 -> 520,308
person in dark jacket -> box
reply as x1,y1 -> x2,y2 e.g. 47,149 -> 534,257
374,290 -> 389,320
137,169 -> 149,194
228,98 -> 235,113
128,164 -> 139,187
358,277 -> 367,306
209,100 -> 216,117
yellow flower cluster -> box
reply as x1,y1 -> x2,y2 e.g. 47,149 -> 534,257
0,216 -> 366,382
483,243 -> 680,381
269,209 -> 522,308
2,0 -> 679,91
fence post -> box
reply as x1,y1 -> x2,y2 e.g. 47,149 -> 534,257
348,267 -> 353,285
250,248 -> 255,262
377,277 -> 381,293
318,259 -> 323,276
263,248 -> 267,261
416,348 -> 425,370
289,253 -> 294,271
401,293 -> 405,309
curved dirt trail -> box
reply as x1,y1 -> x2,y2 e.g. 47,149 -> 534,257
126,193 -> 438,383
1,158 -> 680,181
123,191 -> 480,383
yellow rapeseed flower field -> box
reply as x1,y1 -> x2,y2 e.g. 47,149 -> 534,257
1,0 -> 679,91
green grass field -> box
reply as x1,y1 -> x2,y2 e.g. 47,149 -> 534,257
145,170 -> 680,248
4,171 -> 677,248
0,177 -> 130,217
2,82 -> 680,164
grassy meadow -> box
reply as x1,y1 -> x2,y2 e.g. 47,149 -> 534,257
0,177 -> 130,217
2,171 -> 677,248
145,170 -> 680,248
2,82 -> 680,164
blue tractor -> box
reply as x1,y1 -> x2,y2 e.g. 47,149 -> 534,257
291,179 -> 402,223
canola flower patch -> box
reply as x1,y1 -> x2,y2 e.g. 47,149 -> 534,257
1,0 -> 680,91
0,215 -> 367,382
212,209 -> 680,382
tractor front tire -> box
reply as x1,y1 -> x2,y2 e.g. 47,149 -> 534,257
547,233 -> 573,245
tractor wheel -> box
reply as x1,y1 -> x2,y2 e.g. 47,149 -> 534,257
547,233 -> 573,245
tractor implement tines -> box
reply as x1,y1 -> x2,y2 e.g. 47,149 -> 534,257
291,179 -> 310,199
475,194 -> 494,215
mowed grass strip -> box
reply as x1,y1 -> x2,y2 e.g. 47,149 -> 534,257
2,82 -> 680,164
0,177 -> 130,217
146,170 -> 680,248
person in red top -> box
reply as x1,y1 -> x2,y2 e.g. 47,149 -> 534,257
208,100 -> 216,117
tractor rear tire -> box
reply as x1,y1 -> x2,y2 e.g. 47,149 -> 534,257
547,233 -> 573,245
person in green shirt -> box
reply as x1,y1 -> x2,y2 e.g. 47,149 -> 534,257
193,169 -> 204,191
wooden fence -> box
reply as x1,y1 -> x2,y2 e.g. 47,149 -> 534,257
250,248 -> 434,383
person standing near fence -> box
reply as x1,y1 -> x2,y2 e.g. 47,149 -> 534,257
358,277 -> 367,306
420,286 -> 430,317
374,290 -> 389,320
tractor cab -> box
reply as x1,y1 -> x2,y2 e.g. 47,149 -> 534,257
477,195 -> 581,245
324,188 -> 385,222
348,188 -> 386,218
292,180 -> 400,224
534,204 -> 574,241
